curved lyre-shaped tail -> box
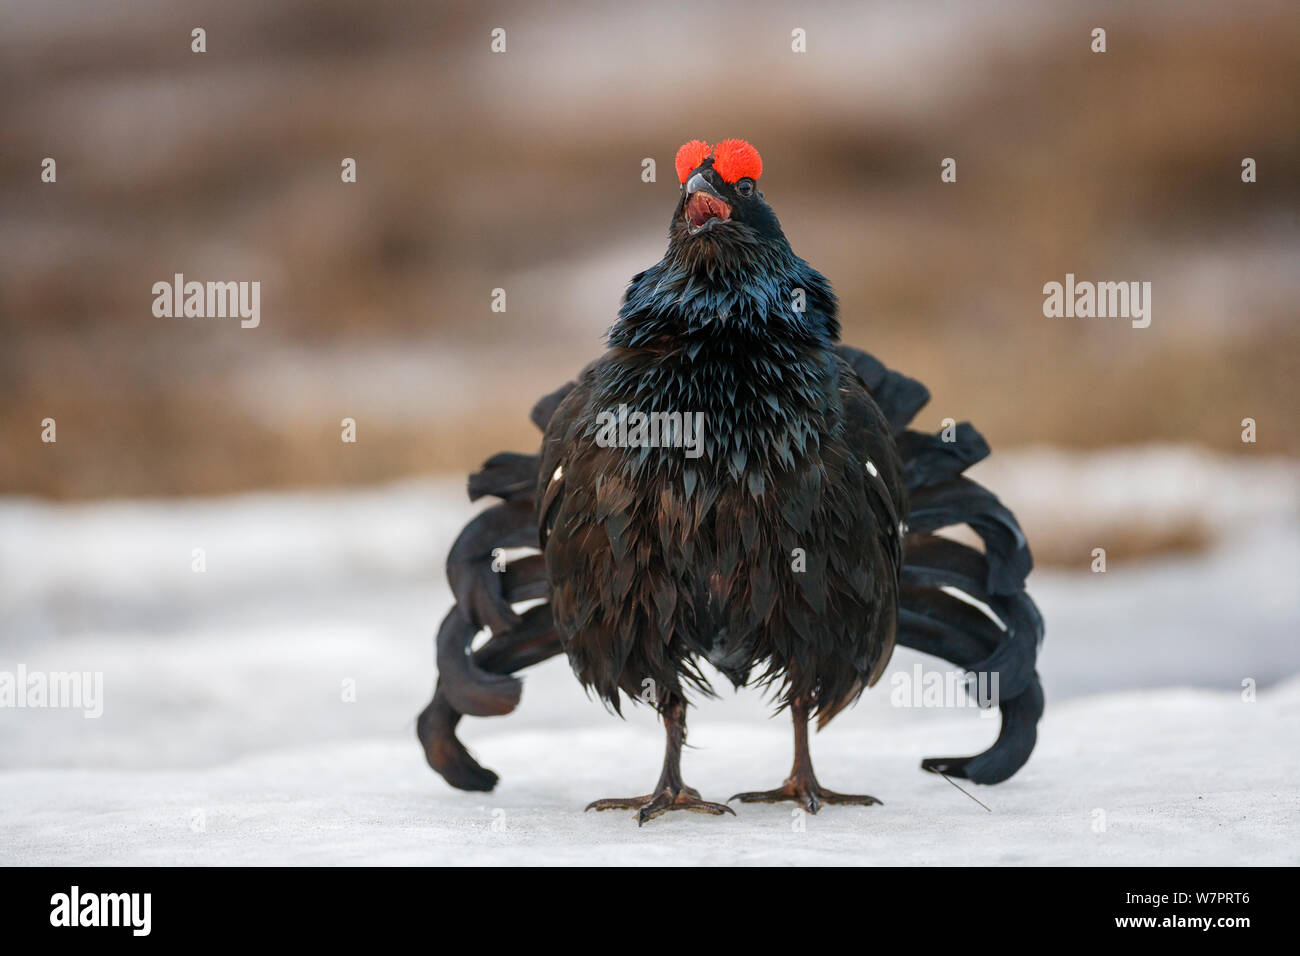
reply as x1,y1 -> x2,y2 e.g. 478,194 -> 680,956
838,345 -> 1045,784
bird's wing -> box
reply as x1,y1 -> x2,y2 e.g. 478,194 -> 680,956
536,378 -> 588,552
836,352 -> 909,595
786,352 -> 909,730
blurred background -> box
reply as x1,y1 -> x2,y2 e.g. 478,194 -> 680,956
0,0 -> 1296,863
2,0 -> 1296,502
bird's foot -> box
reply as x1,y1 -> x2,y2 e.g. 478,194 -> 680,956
585,785 -> 736,826
729,773 -> 882,815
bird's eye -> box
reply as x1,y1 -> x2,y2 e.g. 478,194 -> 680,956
735,179 -> 754,197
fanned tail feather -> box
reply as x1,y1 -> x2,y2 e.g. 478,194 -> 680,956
838,344 -> 1045,784
417,388 -> 571,791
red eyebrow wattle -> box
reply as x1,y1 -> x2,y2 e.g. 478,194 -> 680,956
710,139 -> 762,184
675,140 -> 713,183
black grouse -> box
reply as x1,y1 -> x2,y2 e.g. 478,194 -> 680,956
418,138 -> 1044,824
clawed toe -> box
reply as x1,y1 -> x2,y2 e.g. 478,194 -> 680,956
729,788 -> 791,805
818,790 -> 882,807
585,795 -> 654,812
729,779 -> 882,815
586,788 -> 736,825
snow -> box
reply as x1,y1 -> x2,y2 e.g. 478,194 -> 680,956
1,448 -> 1297,865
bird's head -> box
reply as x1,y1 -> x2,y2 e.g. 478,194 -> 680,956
612,137 -> 838,348
669,139 -> 786,256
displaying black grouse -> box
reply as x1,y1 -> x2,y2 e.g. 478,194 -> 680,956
418,139 -> 1044,824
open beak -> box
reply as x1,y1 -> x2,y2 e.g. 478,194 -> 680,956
684,172 -> 732,232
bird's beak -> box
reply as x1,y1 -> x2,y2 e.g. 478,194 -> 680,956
682,170 -> 733,232
685,171 -> 723,199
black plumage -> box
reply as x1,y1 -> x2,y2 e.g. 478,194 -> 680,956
418,141 -> 1044,820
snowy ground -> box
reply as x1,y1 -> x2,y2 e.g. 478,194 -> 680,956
1,447 -> 1297,865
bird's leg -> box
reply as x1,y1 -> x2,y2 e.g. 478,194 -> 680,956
729,696 -> 882,814
585,694 -> 735,826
